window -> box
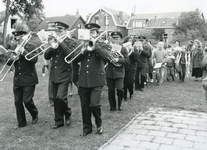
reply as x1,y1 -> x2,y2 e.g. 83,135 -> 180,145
95,16 -> 99,24
11,19 -> 17,28
132,20 -> 146,28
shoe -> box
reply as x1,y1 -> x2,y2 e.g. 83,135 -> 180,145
82,130 -> 92,136
150,79 -> 154,83
130,94 -> 133,99
110,108 -> 116,111
95,126 -> 103,134
118,105 -> 122,111
139,88 -> 144,91
49,101 -> 54,107
32,116 -> 38,124
52,124 -> 64,129
16,123 -> 26,128
65,117 -> 71,126
42,73 -> 45,77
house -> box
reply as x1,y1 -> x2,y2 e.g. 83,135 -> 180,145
36,13 -> 86,39
127,12 -> 182,41
0,10 -> 23,34
87,7 -> 130,38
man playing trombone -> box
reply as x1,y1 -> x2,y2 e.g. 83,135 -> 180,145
7,30 -> 39,128
44,21 -> 75,129
73,23 -> 108,136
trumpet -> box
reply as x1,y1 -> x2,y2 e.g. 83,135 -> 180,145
64,31 -> 107,64
0,32 -> 32,81
24,29 -> 76,61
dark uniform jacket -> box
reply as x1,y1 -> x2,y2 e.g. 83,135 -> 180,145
74,42 -> 109,88
8,42 -> 39,86
137,45 -> 151,68
44,38 -> 76,83
106,46 -> 129,79
124,47 -> 138,73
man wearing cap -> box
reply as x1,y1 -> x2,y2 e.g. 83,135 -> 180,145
106,31 -> 129,111
44,21 -> 76,129
74,23 -> 108,136
7,30 -> 39,128
135,36 -> 151,91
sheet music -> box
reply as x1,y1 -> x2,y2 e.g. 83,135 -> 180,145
111,44 -> 122,53
78,29 -> 90,40
37,29 -> 49,42
154,62 -> 162,69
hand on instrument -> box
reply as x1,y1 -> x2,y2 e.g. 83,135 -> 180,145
18,46 -> 25,55
111,57 -> 119,63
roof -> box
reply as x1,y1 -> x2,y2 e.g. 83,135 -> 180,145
146,18 -> 178,29
87,7 -> 130,27
131,12 -> 182,20
36,14 -> 86,31
0,11 -> 6,24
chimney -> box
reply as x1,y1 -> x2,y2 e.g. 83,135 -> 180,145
119,11 -> 124,22
131,9 -> 134,17
76,9 -> 79,16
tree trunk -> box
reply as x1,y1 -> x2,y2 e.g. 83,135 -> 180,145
3,0 -> 11,47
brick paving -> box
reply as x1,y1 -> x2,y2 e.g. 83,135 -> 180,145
98,108 -> 207,150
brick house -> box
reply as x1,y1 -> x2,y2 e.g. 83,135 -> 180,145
127,12 -> 182,41
87,7 -> 130,38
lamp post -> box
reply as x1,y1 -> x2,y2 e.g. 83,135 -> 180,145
105,13 -> 109,39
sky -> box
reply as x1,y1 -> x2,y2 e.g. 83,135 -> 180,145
0,0 -> 207,19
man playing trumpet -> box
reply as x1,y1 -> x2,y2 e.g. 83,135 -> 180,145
7,30 -> 39,128
74,23 -> 109,136
44,21 -> 75,129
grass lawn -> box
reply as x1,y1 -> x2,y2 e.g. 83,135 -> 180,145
0,59 -> 207,150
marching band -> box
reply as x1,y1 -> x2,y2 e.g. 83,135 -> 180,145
0,20 -> 199,137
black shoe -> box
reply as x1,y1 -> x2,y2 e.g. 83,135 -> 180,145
118,105 -> 122,111
65,117 -> 71,126
52,124 -> 64,129
95,126 -> 103,134
82,130 -> 92,136
139,88 -> 144,91
130,94 -> 133,99
32,116 -> 38,124
110,108 -> 116,111
17,123 -> 26,128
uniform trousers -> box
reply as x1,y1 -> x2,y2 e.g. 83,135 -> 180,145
13,85 -> 38,127
78,86 -> 102,133
124,72 -> 135,99
52,81 -> 71,126
135,67 -> 146,89
107,78 -> 123,110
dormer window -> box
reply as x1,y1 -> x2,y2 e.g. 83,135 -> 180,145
132,20 -> 146,28
162,21 -> 166,24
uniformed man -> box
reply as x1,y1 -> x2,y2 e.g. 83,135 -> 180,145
135,36 -> 151,91
74,23 -> 108,136
44,21 -> 76,129
7,30 -> 39,128
106,31 -> 130,111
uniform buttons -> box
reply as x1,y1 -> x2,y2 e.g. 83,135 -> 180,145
86,71 -> 89,73
55,66 -> 57,68
19,73 -> 21,75
55,61 -> 57,63
113,68 -> 114,70
87,59 -> 90,61
56,55 -> 58,57
19,67 -> 20,69
86,65 -> 89,67
88,54 -> 90,56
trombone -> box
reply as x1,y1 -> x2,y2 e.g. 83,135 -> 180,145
0,32 -> 32,81
25,29 -> 76,61
64,30 -> 107,64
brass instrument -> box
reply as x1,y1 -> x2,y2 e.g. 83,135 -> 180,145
0,32 -> 32,81
64,31 -> 107,64
24,29 -> 76,61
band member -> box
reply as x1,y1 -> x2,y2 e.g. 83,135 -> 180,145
74,23 -> 108,136
135,36 -> 151,91
44,21 -> 75,129
7,30 -> 39,128
106,31 -> 130,111
122,36 -> 138,100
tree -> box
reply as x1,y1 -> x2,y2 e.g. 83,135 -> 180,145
151,28 -> 165,41
173,9 -> 207,41
2,0 -> 44,46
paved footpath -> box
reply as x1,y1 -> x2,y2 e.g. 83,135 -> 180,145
98,108 -> 207,150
